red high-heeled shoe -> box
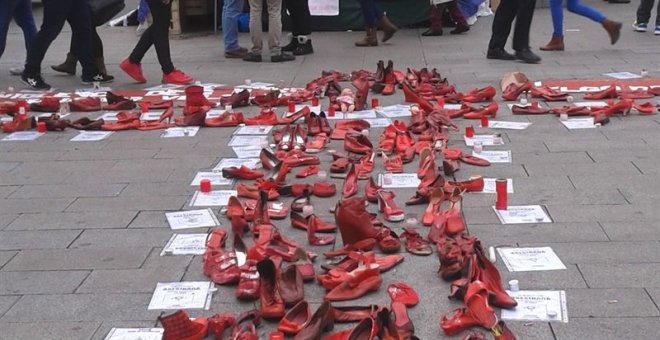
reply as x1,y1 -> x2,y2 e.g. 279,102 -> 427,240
462,86 -> 497,103
422,188 -> 444,226
342,163 -> 358,198
417,147 -> 435,179
382,60 -> 396,96
501,82 -> 532,101
583,84 -> 617,100
377,189 -> 405,222
382,152 -> 403,173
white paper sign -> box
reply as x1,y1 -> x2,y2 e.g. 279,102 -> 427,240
603,72 -> 641,79
497,247 -> 567,272
190,190 -> 237,207
326,109 -> 378,120
165,208 -> 220,230
487,120 -> 532,130
161,126 -> 200,138
233,145 -> 262,158
507,103 -> 531,110
75,86 -> 112,94
190,171 -> 233,186
444,104 -> 462,110
104,328 -> 164,340
70,131 -> 113,141
561,117 -> 596,129
464,134 -> 504,146
213,158 -> 260,172
235,82 -> 276,90
233,125 -> 273,135
481,178 -> 514,193
148,281 -> 214,310
377,105 -> 411,118
378,173 -> 421,188
228,135 -> 267,147
161,234 -> 208,255
493,205 -> 553,224
501,290 -> 568,323
364,118 -> 393,128
206,109 -> 224,119
573,101 -> 607,108
309,0 -> 339,15
2,131 -> 43,141
471,150 -> 511,163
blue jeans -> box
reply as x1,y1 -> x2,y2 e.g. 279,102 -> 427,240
0,0 -> 37,59
359,0 -> 384,27
223,0 -> 243,52
550,0 -> 606,36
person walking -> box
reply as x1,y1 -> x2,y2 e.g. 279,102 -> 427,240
282,0 -> 314,55
486,0 -> 541,63
633,0 -> 660,34
51,27 -> 109,75
21,0 -> 113,90
243,0 -> 295,62
540,0 -> 622,51
422,0 -> 470,37
0,0 -> 37,76
355,0 -> 397,46
120,0 -> 193,84
222,0 -> 248,58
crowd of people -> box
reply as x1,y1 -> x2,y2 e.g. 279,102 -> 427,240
0,0 -> 655,90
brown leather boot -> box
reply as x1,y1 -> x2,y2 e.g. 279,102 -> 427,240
602,19 -> 622,44
540,34 -> 565,51
355,27 -> 378,47
377,15 -> 397,42
51,53 -> 77,75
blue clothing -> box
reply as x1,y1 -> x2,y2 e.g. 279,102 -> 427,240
222,0 -> 243,52
0,0 -> 37,59
550,0 -> 606,36
359,0 -> 384,27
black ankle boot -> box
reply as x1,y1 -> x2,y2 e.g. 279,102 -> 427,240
282,36 -> 299,52
293,40 -> 313,56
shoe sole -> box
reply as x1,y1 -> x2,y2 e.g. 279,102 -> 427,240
81,79 -> 114,85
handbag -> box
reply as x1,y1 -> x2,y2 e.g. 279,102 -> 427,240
89,0 -> 126,26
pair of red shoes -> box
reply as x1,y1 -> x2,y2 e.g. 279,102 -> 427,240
277,124 -> 307,151
444,86 -> 496,103
378,121 -> 413,155
305,111 -> 332,135
121,58 -> 193,84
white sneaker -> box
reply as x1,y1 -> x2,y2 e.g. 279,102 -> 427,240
634,21 -> 648,32
655,25 -> 660,35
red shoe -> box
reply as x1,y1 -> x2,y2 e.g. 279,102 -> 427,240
422,188 -> 444,226
260,148 -> 281,170
390,301 -> 415,339
313,181 -> 337,197
256,258 -> 285,319
440,308 -> 480,336
279,265 -> 304,307
208,313 -> 236,340
160,310 -> 208,340
352,74 -> 370,111
501,81 -> 532,101
342,164 -> 358,198
464,281 -> 498,330
511,103 -> 550,115
417,147 -> 435,179
29,96 -> 60,112
294,301 -> 334,340
162,68 -> 193,85
204,251 -> 240,284
335,119 -> 370,131
236,259 -> 260,300
304,133 -> 328,153
403,81 -> 434,113
448,175 -> 484,192
462,86 -> 497,102
222,165 -> 264,180
344,131 -> 374,154
283,153 -> 320,167
221,89 -> 250,107
308,215 -> 336,246
382,152 -> 403,173
387,282 -> 419,306
69,97 -> 101,112
633,101 -> 657,115
365,176 -> 381,203
325,263 -> 382,301
230,310 -> 261,340
120,58 -> 146,83
1,114 -> 35,133
319,111 -> 332,134
356,151 -> 376,179
278,300 -> 311,334
325,317 -> 377,340
334,197 -> 380,246
244,108 -> 279,125
400,227 -> 433,256
377,190 -> 405,222
583,84 -> 617,100
295,165 -> 319,178
293,248 -> 315,281
463,102 -> 498,119
206,111 -> 244,127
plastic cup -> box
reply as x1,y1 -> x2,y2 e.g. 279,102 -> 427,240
473,140 -> 483,153
371,98 -> 379,108
495,178 -> 508,210
509,279 -> 519,291
465,126 -> 475,138
37,122 -> 47,133
199,179 -> 212,193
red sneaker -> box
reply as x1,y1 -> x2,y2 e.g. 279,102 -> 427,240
162,69 -> 193,85
119,59 -> 146,83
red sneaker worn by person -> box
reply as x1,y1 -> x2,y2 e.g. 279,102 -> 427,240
162,69 -> 193,85
119,59 -> 146,83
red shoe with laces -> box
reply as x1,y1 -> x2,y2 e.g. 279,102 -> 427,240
119,58 -> 146,83
160,310 -> 208,340
162,68 -> 193,85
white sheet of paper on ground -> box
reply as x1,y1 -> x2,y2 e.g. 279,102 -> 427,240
233,125 -> 273,135
233,145 -> 262,158
2,131 -> 43,141
197,83 -> 227,91
443,104 -> 462,110
206,109 -> 224,119
161,233 -> 208,255
561,117 -> 596,129
464,134 -> 504,146
487,120 -> 532,129
98,111 -> 120,121
213,158 -> 260,172
0,116 -> 12,123
148,281 -> 214,310
603,71 -> 642,80
326,109 -> 378,120
228,135 -> 267,147
493,205 -> 553,224
161,126 -> 200,138
140,110 -> 165,121
573,101 -> 607,108
70,131 -> 113,141
377,104 -> 411,118
144,84 -> 183,91
190,171 -> 233,186
507,103 -> 531,110
294,105 -> 321,114
190,190 -> 237,207
497,247 -> 567,272
104,328 -> 164,340
378,173 -> 421,188
235,82 -> 276,90
472,150 -> 511,163
501,290 -> 568,323
481,178 -> 514,193
165,208 -> 220,230
75,86 -> 112,94
364,118 -> 393,128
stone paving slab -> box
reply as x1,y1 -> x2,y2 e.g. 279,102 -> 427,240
0,294 -> 159,322
599,221 -> 660,241
69,229 -> 176,249
0,215 -> 18,230
0,296 -> 19,318
58,148 -> 159,161
90,321 -> 156,340
566,288 -> 659,318
8,183 -> 126,199
464,187 -> 627,207
63,168 -> 175,185
579,263 -> 660,288
5,211 -> 136,231
0,271 -> 90,295
0,230 -> 82,250
65,196 -> 188,212
500,264 -> 588,289
0,321 -> 100,340
568,173 -> 660,190
0,151 -> 67,162
0,171 -> 74,186
119,182 -> 197,197
0,162 -> 20,172
523,160 -> 641,177
0,252 -> 17,270
469,222 -> 609,245
551,317 -> 660,340
76,267 -> 186,294
2,248 -> 152,271
126,211 -> 170,229
522,241 -> 660,265
0,198 -> 75,214
0,186 -> 18,199
547,202 -> 660,223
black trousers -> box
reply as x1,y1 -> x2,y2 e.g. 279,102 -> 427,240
284,0 -> 311,36
488,0 -> 536,51
129,0 -> 174,74
637,0 -> 660,25
24,0 -> 96,77
70,27 -> 103,59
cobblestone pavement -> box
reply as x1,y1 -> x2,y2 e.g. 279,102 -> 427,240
1,1 -> 659,339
